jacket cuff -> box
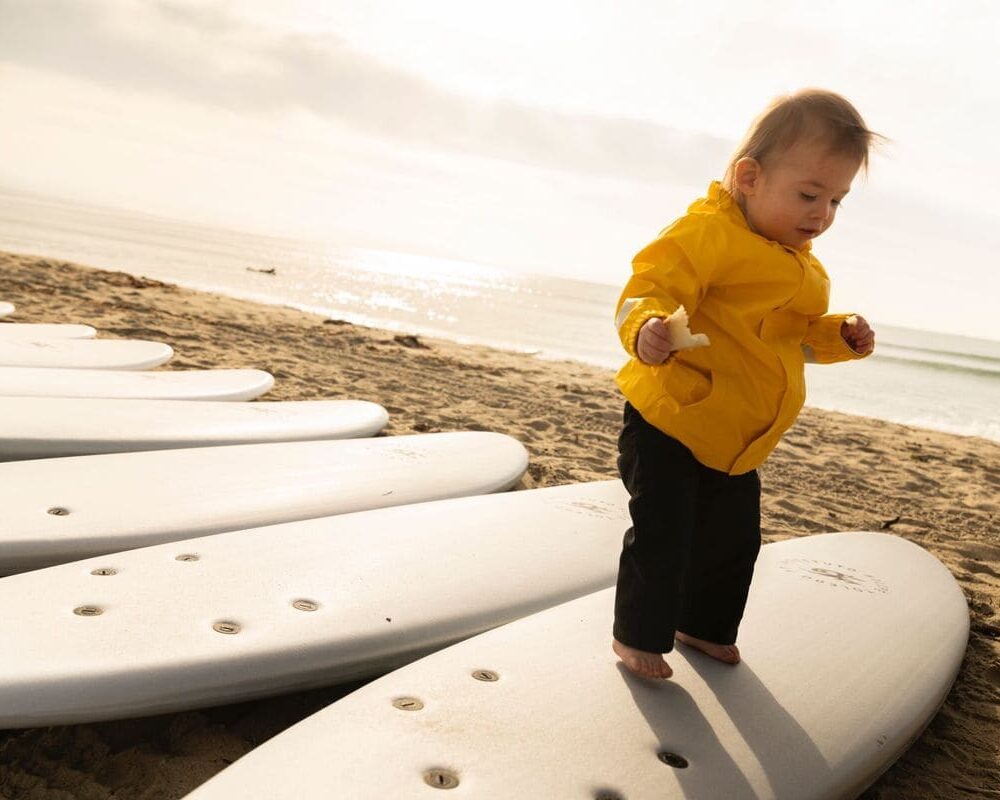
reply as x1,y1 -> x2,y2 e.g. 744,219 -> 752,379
804,313 -> 871,363
618,304 -> 676,358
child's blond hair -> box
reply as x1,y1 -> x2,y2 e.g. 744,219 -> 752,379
724,89 -> 881,198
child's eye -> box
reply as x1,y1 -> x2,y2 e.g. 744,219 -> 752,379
832,198 -> 843,207
799,192 -> 817,201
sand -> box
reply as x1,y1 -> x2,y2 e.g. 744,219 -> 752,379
0,251 -> 997,800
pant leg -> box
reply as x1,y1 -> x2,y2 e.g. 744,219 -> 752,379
676,467 -> 761,645
613,402 -> 701,654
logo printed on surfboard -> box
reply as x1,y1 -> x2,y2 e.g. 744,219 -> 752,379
778,558 -> 889,595
384,446 -> 430,463
551,498 -> 623,520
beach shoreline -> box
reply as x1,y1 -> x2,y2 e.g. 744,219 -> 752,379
0,251 -> 997,799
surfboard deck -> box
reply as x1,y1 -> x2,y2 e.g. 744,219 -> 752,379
183,532 -> 969,800
0,397 -> 389,459
0,338 -> 172,369
0,323 -> 97,339
0,366 -> 274,400
0,481 -> 628,727
0,431 -> 528,573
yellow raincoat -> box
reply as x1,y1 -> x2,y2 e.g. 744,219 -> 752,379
615,182 -> 870,475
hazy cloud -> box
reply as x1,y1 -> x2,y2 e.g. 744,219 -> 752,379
0,0 -> 732,183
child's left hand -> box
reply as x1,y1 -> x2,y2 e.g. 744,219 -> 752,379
841,315 -> 875,355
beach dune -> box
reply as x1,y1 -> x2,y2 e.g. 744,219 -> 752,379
0,252 -> 997,800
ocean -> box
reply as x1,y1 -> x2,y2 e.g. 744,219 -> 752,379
1,190 -> 997,443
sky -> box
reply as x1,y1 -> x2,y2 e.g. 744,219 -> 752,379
1,0 -> 999,339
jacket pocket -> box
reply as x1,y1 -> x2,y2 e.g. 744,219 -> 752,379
654,360 -> 714,409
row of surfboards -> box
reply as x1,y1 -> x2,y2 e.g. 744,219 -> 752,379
0,316 -> 273,400
0,302 -> 970,798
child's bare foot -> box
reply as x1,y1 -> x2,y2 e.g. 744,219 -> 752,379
612,639 -> 673,679
676,632 -> 740,664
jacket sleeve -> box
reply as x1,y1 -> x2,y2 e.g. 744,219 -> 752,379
614,218 -> 716,358
802,314 -> 872,364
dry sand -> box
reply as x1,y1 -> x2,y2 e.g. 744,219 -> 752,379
0,251 -> 997,800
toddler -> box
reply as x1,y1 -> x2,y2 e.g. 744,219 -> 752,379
612,89 -> 878,679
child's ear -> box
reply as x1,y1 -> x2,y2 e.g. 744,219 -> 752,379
733,157 -> 761,196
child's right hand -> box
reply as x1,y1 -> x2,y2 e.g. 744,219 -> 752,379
637,317 -> 674,364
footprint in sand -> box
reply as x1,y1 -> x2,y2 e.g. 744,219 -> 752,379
954,542 -> 1000,562
775,498 -> 805,515
959,559 -> 1000,579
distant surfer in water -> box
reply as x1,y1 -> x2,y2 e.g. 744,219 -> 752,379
611,90 -> 879,679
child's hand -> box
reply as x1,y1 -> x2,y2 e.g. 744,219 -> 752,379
637,317 -> 675,364
841,315 -> 875,354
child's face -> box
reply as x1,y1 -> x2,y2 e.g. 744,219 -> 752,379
737,139 -> 861,251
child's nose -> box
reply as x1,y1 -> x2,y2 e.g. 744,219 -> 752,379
811,202 -> 835,222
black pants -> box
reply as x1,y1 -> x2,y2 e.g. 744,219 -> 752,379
614,402 -> 761,653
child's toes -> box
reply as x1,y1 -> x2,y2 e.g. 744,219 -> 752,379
640,653 -> 673,679
612,639 -> 673,680
653,659 -> 674,679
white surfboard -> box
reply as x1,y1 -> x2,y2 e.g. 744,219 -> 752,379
0,366 -> 274,401
0,338 -> 172,369
0,323 -> 97,339
0,396 -> 388,460
0,431 -> 529,574
185,532 -> 969,800
0,302 -> 13,318
0,481 -> 628,727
